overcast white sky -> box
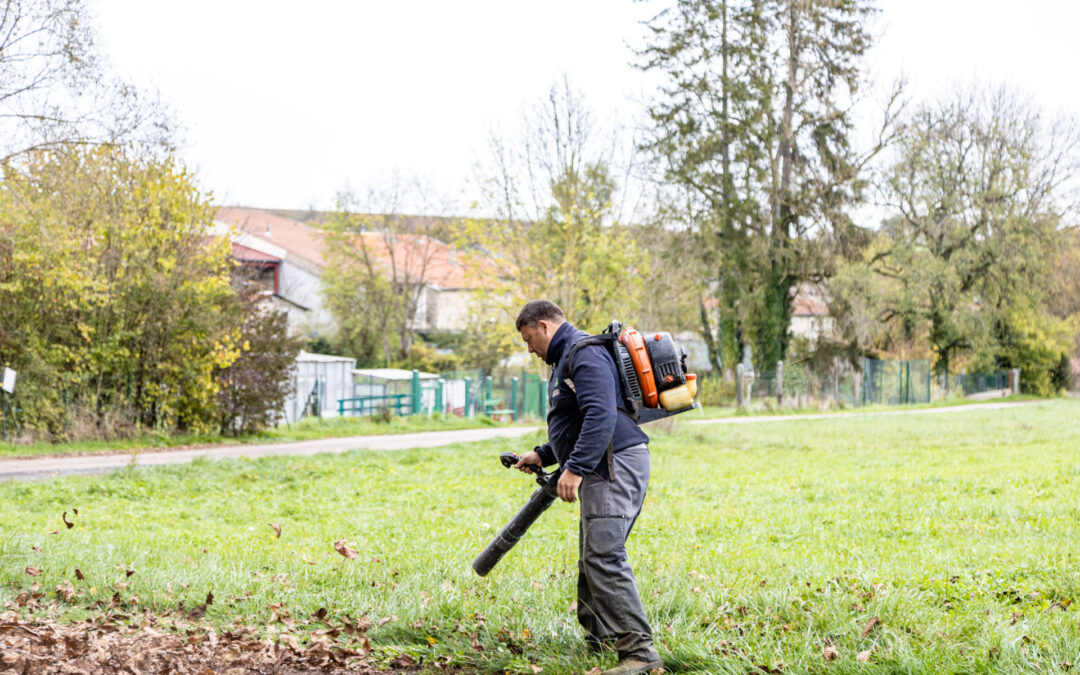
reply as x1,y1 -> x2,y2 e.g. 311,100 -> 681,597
92,0 -> 1079,213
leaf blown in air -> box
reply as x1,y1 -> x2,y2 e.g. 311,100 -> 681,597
333,539 -> 358,559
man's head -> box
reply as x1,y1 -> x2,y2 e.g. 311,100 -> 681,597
516,300 -> 566,361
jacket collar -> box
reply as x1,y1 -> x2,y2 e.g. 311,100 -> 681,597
544,321 -> 581,366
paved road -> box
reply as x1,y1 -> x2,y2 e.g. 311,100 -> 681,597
0,426 -> 542,482
0,400 -> 1043,483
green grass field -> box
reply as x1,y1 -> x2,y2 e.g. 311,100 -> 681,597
2,399 -> 1079,673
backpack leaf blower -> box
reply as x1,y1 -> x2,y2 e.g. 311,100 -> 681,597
472,321 -> 699,576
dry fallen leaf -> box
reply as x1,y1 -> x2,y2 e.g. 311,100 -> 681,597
857,648 -> 874,663
55,580 -> 76,602
31,545 -> 41,552
270,523 -> 282,538
860,617 -> 881,638
529,665 -> 542,673
377,615 -> 397,627
25,566 -> 41,576
823,644 -> 839,661
586,668 -> 603,675
333,539 -> 358,559
62,511 -> 74,529
206,591 -> 215,606
74,568 -> 85,581
391,653 -> 417,668
568,601 -> 578,613
125,568 -> 135,577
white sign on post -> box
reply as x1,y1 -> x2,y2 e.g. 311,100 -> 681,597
1,368 -> 15,394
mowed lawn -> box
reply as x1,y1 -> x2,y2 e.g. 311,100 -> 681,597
2,400 -> 1079,674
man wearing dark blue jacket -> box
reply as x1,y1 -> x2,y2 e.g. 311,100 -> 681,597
513,300 -> 662,675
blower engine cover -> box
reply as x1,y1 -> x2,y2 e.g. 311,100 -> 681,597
645,332 -> 687,393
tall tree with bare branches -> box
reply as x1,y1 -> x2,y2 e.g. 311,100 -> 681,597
640,0 -> 901,373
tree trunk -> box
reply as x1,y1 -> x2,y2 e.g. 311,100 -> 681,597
698,292 -> 723,374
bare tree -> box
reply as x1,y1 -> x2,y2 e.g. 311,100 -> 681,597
322,180 -> 453,366
468,79 -> 650,335
0,0 -> 172,164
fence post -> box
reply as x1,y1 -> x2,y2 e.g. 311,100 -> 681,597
410,370 -> 421,415
434,378 -> 444,416
539,377 -> 547,419
518,375 -> 526,420
862,357 -> 868,406
776,361 -> 783,406
510,377 -> 519,422
483,376 -> 493,416
1011,367 -> 1021,395
463,377 -> 472,417
735,364 -> 745,407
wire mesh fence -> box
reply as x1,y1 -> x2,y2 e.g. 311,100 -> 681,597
739,358 -> 1014,409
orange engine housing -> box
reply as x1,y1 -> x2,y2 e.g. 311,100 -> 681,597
618,327 -> 659,408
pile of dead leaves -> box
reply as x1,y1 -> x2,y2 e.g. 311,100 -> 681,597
0,610 -> 391,674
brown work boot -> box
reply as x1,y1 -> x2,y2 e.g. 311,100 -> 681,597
599,656 -> 664,675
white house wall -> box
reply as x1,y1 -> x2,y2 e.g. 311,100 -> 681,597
431,289 -> 475,332
277,259 -> 333,336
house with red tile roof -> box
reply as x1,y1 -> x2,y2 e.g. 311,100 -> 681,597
214,208 -> 333,337
790,285 -> 834,342
213,207 -> 487,337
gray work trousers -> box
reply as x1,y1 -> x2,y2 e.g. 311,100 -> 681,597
576,443 -> 659,662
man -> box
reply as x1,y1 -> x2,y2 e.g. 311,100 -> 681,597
514,300 -> 663,675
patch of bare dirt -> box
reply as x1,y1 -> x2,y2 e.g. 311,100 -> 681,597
0,608 -> 434,675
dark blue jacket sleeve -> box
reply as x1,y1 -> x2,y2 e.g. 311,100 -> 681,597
536,442 -> 557,467
564,345 -> 617,476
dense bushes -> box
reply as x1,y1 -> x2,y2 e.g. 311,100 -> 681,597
0,148 -> 297,441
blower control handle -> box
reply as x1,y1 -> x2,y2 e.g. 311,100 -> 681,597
499,451 -> 550,485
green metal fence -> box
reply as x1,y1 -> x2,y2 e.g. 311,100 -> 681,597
339,368 -> 548,421
863,358 -> 931,405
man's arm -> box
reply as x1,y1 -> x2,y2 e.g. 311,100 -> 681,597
562,345 -> 618,477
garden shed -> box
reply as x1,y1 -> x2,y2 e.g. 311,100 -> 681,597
283,351 -> 357,422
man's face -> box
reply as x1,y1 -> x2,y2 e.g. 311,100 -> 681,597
520,320 -> 556,361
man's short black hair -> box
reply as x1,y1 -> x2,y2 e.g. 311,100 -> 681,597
516,300 -> 565,331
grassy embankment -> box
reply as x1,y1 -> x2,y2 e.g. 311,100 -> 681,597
2,399 -> 1079,673
692,393 -> 1041,419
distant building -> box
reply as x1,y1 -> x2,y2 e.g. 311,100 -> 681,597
215,207 -> 332,337
789,289 -> 834,342
214,207 -> 487,338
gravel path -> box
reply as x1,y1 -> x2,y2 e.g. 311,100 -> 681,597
0,426 -> 541,482
0,399 -> 1041,482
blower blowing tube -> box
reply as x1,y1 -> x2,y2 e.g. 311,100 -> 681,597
472,452 -> 562,577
